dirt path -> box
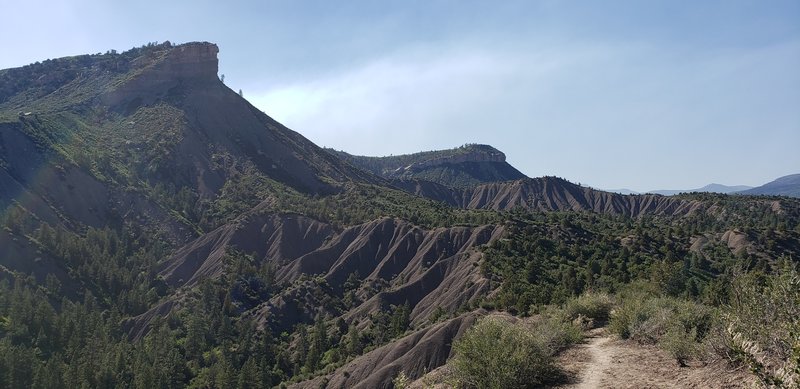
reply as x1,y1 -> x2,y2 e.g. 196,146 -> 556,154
571,328 -> 612,389
556,328 -> 754,388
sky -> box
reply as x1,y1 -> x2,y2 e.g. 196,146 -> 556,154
1,0 -> 798,191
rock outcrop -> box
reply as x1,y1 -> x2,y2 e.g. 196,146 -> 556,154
160,42 -> 219,79
102,42 -> 220,109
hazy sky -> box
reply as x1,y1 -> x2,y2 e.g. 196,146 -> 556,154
2,0 -> 798,191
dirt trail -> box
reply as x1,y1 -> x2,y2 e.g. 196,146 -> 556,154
556,328 -> 754,388
571,329 -> 612,389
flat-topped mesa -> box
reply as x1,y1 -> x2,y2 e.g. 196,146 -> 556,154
404,144 -> 506,172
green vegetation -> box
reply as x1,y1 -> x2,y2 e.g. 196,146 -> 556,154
328,143 -> 524,187
481,207 -> 800,315
2,175 -> 798,388
450,315 -> 579,389
563,292 -> 613,328
596,263 -> 799,384
608,290 -> 714,365
329,144 -> 499,176
722,265 -> 799,387
0,41 -> 175,111
1,193 -> 797,387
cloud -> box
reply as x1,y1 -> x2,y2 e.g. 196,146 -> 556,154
248,39 -> 800,189
247,40 -> 659,156
249,46 -> 527,154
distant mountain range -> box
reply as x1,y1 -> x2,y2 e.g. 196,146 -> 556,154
603,188 -> 641,195
602,175 -> 800,198
647,184 -> 754,196
738,174 -> 800,197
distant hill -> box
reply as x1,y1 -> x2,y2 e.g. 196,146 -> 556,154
738,174 -> 800,197
328,144 -> 527,187
602,188 -> 640,195
647,183 -> 753,196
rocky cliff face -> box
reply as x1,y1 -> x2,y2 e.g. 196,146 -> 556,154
102,42 -> 220,109
160,42 -> 219,79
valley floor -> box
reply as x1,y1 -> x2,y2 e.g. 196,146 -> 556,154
556,328 -> 755,389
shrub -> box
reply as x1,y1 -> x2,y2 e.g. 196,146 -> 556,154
392,371 -> 411,389
609,294 -> 714,365
608,296 -> 648,340
564,292 -> 613,328
659,326 -> 700,366
537,308 -> 584,352
626,300 -> 672,344
715,265 -> 800,387
450,317 -> 559,389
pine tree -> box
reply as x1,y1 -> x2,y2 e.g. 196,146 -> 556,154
344,324 -> 362,357
215,358 -> 237,389
390,303 -> 411,338
237,357 -> 259,389
293,325 -> 308,375
305,316 -> 328,371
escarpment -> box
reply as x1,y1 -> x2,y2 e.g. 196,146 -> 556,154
396,144 -> 508,174
101,41 -> 220,109
331,144 -> 526,187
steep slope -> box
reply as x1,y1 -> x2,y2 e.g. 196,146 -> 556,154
0,41 -> 376,204
126,211 -> 502,338
738,174 -> 800,197
330,144 -> 526,188
292,311 -> 482,389
0,41 -> 378,284
466,177 -> 704,215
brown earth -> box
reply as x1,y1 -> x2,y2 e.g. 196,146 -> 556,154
720,229 -> 751,255
556,329 -> 755,389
